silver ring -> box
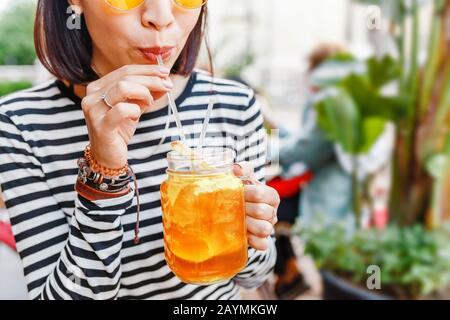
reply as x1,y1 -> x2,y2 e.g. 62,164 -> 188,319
101,92 -> 114,108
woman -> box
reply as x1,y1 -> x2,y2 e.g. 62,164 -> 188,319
0,0 -> 279,300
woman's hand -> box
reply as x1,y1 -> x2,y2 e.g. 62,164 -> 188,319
233,162 -> 280,251
81,65 -> 174,169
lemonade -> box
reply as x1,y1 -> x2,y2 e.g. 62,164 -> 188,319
160,147 -> 248,284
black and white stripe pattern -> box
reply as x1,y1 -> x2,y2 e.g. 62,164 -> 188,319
0,71 -> 276,300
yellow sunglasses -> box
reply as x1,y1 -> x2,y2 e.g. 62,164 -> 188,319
104,0 -> 207,11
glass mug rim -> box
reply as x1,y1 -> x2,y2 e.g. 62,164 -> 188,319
104,0 -> 208,11
166,147 -> 236,174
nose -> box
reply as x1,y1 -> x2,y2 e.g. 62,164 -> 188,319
141,0 -> 175,30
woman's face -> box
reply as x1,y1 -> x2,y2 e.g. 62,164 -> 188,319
72,0 -> 202,75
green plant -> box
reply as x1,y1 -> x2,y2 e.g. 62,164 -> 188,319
311,54 -> 408,223
0,81 -> 32,97
314,0 -> 450,227
300,1 -> 450,299
0,0 -> 36,65
355,0 -> 450,226
299,222 -> 450,299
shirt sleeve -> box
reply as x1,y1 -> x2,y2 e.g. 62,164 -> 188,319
233,90 -> 277,289
0,110 -> 135,300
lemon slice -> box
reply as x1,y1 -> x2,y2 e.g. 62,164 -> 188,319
170,141 -> 214,171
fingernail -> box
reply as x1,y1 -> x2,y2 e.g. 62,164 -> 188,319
159,67 -> 170,74
163,79 -> 173,89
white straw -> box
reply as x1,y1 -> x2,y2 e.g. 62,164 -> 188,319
197,99 -> 215,151
156,55 -> 186,143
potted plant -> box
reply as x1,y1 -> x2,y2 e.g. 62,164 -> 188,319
299,220 -> 450,299
297,0 -> 450,299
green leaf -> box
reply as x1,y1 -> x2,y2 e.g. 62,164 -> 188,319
366,94 -> 410,121
359,117 -> 386,153
314,89 -> 362,153
341,73 -> 409,121
367,56 -> 402,90
340,74 -> 371,111
326,52 -> 356,63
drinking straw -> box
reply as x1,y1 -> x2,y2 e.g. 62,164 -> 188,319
156,55 -> 186,143
197,99 -> 215,152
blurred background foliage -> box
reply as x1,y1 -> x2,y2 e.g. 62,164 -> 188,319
0,81 -> 32,97
299,0 -> 450,299
0,0 -> 36,65
300,220 -> 450,299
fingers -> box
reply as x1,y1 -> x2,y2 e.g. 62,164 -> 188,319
272,214 -> 278,226
103,102 -> 142,128
78,65 -> 173,170
247,233 -> 270,251
104,81 -> 154,110
246,216 -> 274,238
244,182 -> 279,252
244,184 -> 280,208
83,76 -> 174,125
87,64 -> 171,94
122,75 -> 173,106
245,202 -> 275,221
105,77 -> 173,108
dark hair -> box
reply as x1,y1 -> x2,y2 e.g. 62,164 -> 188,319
34,1 -> 209,85
307,43 -> 346,72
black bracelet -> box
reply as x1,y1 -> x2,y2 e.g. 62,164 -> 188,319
77,157 -> 133,193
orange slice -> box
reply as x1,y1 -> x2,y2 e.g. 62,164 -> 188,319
169,226 -> 212,263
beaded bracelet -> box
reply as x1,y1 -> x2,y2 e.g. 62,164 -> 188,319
76,145 -> 141,245
77,157 -> 132,193
84,144 -> 129,178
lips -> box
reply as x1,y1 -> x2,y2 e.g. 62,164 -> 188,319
139,46 -> 174,63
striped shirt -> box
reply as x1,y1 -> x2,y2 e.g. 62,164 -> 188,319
0,70 -> 276,300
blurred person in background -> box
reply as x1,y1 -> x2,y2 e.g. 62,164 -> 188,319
271,39 -> 395,298
267,43 -> 351,299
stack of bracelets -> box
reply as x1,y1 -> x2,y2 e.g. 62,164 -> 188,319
76,144 -> 141,243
